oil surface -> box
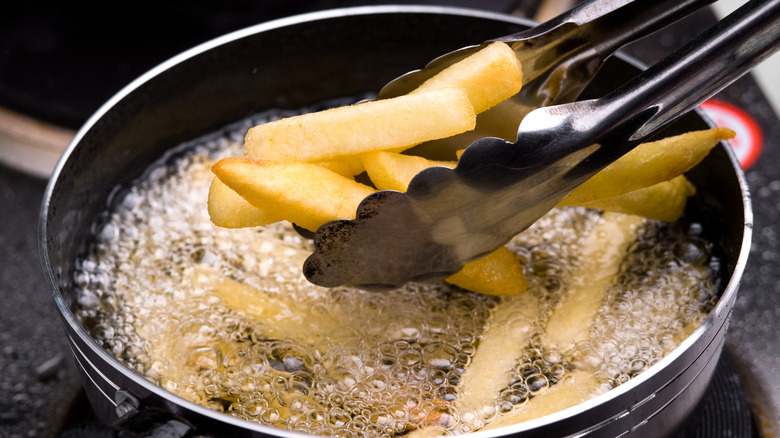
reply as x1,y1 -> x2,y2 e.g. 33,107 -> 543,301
73,105 -> 719,437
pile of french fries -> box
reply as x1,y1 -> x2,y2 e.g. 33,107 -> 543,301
208,41 -> 734,296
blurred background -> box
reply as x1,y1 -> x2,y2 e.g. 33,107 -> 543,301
0,1 -> 777,437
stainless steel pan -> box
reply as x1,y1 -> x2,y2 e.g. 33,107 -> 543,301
39,6 -> 752,437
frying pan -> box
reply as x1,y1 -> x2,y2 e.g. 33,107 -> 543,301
39,6 -> 751,437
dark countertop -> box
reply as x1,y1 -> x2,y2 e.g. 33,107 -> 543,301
1,2 -> 778,437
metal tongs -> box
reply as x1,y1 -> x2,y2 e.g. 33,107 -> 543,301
304,0 -> 780,290
381,0 -> 719,149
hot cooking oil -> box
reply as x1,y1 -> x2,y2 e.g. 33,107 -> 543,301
72,102 -> 718,437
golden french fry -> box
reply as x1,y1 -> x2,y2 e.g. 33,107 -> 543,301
208,158 -> 366,228
456,292 -> 540,416
446,246 -> 528,296
575,175 -> 695,222
561,127 -> 734,206
543,212 -> 644,352
412,41 -> 523,114
246,88 -> 476,163
212,158 -> 374,231
482,371 -> 601,430
207,177 -> 281,228
201,265 -> 348,343
314,155 -> 366,177
362,150 -> 456,192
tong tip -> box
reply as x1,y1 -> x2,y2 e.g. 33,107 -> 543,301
303,190 -> 459,290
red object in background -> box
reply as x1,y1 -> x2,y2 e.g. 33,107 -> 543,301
700,99 -> 764,170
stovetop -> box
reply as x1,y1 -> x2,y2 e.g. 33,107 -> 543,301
1,1 -> 778,437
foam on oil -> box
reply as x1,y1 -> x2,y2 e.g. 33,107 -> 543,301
73,104 -> 718,437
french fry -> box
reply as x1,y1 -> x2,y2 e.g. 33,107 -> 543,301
574,175 -> 695,222
445,246 -> 528,296
212,158 -> 374,231
207,177 -> 281,228
207,155 -> 368,230
362,150 -> 456,192
543,212 -> 644,352
245,88 -> 476,163
482,371 -> 601,430
314,155 -> 366,177
456,292 -> 541,415
561,127 -> 734,206
459,128 -> 722,221
199,265 -> 348,343
412,42 -> 523,114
